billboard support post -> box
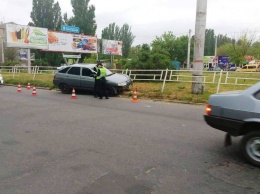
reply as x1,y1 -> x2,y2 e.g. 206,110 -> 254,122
62,53 -> 81,65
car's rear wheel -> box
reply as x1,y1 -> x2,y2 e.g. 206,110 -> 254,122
241,131 -> 260,167
106,86 -> 116,97
60,84 -> 71,94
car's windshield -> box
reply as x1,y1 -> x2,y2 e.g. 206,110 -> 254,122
105,68 -> 114,76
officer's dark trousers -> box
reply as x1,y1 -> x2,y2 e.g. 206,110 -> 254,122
97,78 -> 108,98
94,78 -> 98,97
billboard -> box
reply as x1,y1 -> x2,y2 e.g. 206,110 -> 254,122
102,39 -> 123,56
218,56 -> 229,67
6,23 -> 48,49
45,31 -> 97,53
203,56 -> 217,63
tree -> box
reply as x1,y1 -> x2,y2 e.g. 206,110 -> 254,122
119,24 -> 135,58
152,32 -> 176,61
204,29 -> 215,56
30,0 -> 63,66
249,41 -> 260,59
152,32 -> 191,64
30,0 -> 62,30
4,48 -> 19,62
101,23 -> 135,58
69,0 -> 97,35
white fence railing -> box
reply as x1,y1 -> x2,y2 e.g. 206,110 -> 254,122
1,66 -> 260,93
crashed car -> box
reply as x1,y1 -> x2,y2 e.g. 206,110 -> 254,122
53,64 -> 132,96
204,81 -> 260,167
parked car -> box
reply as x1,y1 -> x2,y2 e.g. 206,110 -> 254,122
236,64 -> 260,72
0,74 -> 4,85
228,64 -> 237,71
204,81 -> 260,167
53,64 -> 132,96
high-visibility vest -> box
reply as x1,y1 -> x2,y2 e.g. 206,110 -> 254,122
97,67 -> 106,79
94,65 -> 98,72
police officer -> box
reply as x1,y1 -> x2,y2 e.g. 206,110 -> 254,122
96,62 -> 109,99
93,62 -> 99,98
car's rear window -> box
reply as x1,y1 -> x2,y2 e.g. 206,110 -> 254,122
59,67 -> 70,73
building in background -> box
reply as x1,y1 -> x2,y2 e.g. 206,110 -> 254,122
0,23 -> 5,63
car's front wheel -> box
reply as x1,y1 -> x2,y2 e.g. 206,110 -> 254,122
106,86 -> 116,97
241,131 -> 260,167
60,84 -> 71,94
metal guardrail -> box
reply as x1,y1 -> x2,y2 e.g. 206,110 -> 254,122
1,66 -> 260,93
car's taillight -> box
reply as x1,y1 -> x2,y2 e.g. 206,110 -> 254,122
206,104 -> 211,115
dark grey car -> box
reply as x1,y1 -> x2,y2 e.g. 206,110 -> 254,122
204,81 -> 260,166
53,64 -> 132,96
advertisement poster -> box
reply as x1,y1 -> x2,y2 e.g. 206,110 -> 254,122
203,56 -> 217,63
6,24 -> 48,49
102,39 -> 123,56
218,56 -> 229,67
46,31 -> 97,53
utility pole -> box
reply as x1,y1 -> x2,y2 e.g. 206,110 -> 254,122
192,0 -> 207,94
187,29 -> 191,69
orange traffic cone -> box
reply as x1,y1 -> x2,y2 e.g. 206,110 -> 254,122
17,83 -> 22,92
71,88 -> 77,99
32,85 -> 37,96
131,88 -> 138,103
27,82 -> 31,90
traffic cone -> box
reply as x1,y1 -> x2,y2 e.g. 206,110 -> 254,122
32,85 -> 37,96
17,83 -> 22,92
71,88 -> 77,99
27,82 -> 31,90
131,88 -> 138,103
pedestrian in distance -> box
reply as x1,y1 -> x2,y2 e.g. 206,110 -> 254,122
96,62 -> 109,99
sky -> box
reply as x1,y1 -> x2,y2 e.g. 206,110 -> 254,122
1,0 -> 260,45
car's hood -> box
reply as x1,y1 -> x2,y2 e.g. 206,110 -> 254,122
106,73 -> 130,82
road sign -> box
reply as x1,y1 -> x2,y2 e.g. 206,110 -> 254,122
61,25 -> 80,34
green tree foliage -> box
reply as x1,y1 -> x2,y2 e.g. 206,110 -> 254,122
249,41 -> 260,59
69,0 -> 97,35
102,23 -> 120,40
30,0 -> 62,30
83,54 -> 98,63
217,34 -> 233,47
4,48 -> 19,62
152,32 -> 176,60
204,29 -> 215,56
30,0 -> 63,66
151,32 -> 191,64
101,23 -> 135,58
120,24 -> 135,58
126,44 -> 171,69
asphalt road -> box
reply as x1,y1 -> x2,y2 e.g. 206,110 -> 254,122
0,85 -> 259,194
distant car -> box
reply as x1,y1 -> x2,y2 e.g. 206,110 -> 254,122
0,74 -> 4,85
53,64 -> 132,96
204,81 -> 260,167
236,64 -> 260,72
228,64 -> 237,71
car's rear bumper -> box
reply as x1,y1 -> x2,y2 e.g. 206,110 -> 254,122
204,115 -> 245,136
